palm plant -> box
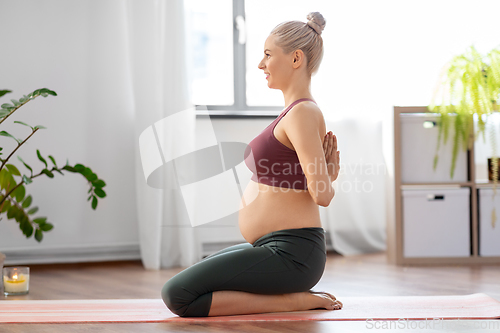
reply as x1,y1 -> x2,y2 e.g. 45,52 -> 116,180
428,45 -> 500,179
0,88 -> 106,242
428,45 -> 500,228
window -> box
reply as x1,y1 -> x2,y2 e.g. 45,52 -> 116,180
186,0 -> 500,119
185,0 -> 333,113
185,0 -> 283,112
185,0 -> 234,107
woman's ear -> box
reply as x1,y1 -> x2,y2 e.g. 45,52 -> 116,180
292,49 -> 305,69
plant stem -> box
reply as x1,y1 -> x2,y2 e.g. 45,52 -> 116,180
0,166 -> 67,207
0,181 -> 25,207
0,128 -> 39,172
0,96 -> 38,126
0,106 -> 20,126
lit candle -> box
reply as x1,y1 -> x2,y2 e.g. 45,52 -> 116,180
3,267 -> 30,295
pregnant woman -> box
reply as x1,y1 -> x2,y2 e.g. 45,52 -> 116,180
162,12 -> 342,317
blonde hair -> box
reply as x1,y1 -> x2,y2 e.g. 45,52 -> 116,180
270,12 -> 326,75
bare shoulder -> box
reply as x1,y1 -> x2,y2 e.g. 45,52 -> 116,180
286,101 -> 326,135
289,101 -> 322,117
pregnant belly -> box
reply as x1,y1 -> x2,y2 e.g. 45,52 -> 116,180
238,180 -> 321,244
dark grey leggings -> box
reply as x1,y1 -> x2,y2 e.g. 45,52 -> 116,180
161,227 -> 326,317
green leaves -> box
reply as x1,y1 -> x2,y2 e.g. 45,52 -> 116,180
18,156 -> 33,178
93,179 -> 106,188
31,88 -> 57,98
37,149 -> 48,168
0,90 -> 12,98
22,195 -> 32,208
63,162 -> 107,210
0,168 -> 15,191
0,199 -> 11,213
40,223 -> 53,231
33,217 -> 47,224
14,120 -> 34,131
92,196 -> 98,209
2,191 -> 50,242
12,184 -> 25,202
27,206 -> 38,215
0,130 -> 21,144
22,175 -> 32,184
41,169 -> 54,178
0,87 -> 107,243
5,164 -> 21,176
34,229 -> 43,242
48,155 -> 57,168
94,188 -> 106,198
1,103 -> 14,109
428,45 -> 500,179
1,88 -> 57,122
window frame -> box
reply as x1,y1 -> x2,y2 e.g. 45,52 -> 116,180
195,0 -> 282,116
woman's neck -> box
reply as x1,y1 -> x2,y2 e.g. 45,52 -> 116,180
281,74 -> 313,107
283,91 -> 314,108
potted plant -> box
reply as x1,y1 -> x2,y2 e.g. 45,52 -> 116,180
428,45 -> 500,227
0,88 -> 107,264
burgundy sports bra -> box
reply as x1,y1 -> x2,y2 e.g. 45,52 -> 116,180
244,98 -> 316,190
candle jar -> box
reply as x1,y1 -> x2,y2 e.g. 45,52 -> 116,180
3,266 -> 30,296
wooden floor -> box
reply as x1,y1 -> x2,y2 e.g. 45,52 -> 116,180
2,251 -> 500,332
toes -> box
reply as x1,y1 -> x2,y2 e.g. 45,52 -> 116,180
308,290 -> 343,310
331,300 -> 342,310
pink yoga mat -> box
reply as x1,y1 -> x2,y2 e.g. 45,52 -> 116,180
0,293 -> 499,323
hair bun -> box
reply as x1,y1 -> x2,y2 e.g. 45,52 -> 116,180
306,12 -> 326,35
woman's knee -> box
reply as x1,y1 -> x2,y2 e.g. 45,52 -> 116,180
161,278 -> 185,316
161,276 -> 212,317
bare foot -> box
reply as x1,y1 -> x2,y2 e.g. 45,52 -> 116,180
288,291 -> 342,311
309,290 -> 343,308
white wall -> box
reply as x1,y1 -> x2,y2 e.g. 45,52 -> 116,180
0,1 -> 139,264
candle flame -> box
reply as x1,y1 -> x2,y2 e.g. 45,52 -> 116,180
13,273 -> 18,280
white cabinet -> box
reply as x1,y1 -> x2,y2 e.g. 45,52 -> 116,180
391,107 -> 500,265
478,188 -> 500,256
400,114 -> 468,183
402,188 -> 470,257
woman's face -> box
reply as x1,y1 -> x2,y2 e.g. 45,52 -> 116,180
258,34 -> 293,90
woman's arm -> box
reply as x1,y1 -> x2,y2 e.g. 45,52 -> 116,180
284,103 -> 335,207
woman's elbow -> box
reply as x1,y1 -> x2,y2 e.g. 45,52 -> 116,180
312,185 -> 335,207
315,194 -> 334,207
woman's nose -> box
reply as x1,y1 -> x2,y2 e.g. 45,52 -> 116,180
258,60 -> 264,70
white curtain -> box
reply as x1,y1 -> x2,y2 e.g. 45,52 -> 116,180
125,0 -> 199,269
0,0 -> 198,268
319,118 -> 388,255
